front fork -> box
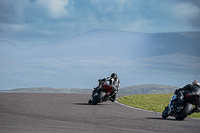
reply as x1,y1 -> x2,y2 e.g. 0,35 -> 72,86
91,91 -> 98,100
168,103 -> 184,116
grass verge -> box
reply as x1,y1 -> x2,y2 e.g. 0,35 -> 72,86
117,94 -> 200,119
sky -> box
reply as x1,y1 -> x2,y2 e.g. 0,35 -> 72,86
0,0 -> 200,47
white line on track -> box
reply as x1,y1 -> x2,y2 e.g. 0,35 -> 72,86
115,99 -> 161,114
115,98 -> 200,120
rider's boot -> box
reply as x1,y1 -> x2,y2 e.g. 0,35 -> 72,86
192,106 -> 200,113
110,93 -> 116,102
195,106 -> 200,112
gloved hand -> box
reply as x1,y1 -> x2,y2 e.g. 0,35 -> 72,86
98,78 -> 106,82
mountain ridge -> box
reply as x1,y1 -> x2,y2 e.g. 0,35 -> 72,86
1,30 -> 200,60
0,30 -> 199,90
2,84 -> 178,95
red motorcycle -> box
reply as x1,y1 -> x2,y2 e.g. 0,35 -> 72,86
88,80 -> 112,105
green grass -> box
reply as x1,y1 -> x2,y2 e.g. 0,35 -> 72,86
117,94 -> 200,119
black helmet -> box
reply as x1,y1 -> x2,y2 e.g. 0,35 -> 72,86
111,73 -> 117,78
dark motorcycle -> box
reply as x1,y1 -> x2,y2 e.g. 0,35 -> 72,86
162,93 -> 200,120
88,80 -> 112,105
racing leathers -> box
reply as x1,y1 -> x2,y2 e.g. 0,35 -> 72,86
108,76 -> 120,102
92,76 -> 120,102
175,84 -> 200,101
175,82 -> 200,112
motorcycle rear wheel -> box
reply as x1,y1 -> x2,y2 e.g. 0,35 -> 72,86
92,91 -> 106,105
175,103 -> 193,120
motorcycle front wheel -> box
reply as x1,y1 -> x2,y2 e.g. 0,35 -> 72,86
92,91 -> 106,105
175,103 -> 193,120
162,106 -> 169,119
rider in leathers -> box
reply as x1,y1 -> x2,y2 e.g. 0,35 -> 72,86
108,73 -> 120,102
175,80 -> 200,112
89,73 -> 120,103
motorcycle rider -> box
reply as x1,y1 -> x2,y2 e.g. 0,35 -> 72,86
89,73 -> 120,103
175,80 -> 200,112
107,73 -> 120,102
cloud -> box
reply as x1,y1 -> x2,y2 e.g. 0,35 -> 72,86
0,0 -> 200,47
37,0 -> 72,19
73,0 -> 200,32
169,2 -> 200,24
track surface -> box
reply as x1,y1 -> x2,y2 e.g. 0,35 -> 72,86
0,93 -> 200,133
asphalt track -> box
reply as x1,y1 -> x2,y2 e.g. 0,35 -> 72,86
0,93 -> 199,133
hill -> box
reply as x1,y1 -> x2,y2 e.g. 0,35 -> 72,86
118,84 -> 178,95
0,30 -> 200,90
4,84 -> 178,95
5,87 -> 92,94
1,30 -> 200,60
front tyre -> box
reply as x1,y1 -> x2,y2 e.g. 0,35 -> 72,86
175,103 -> 193,120
92,91 -> 106,105
88,99 -> 92,104
162,106 -> 169,119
